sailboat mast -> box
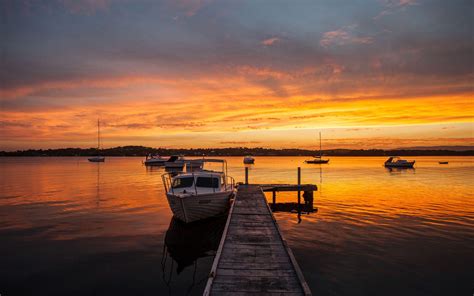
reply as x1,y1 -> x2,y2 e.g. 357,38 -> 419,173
319,132 -> 322,158
97,119 -> 100,150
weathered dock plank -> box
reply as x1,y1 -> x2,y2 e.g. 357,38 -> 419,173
204,185 -> 312,296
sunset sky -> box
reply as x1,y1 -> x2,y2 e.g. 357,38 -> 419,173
1,0 -> 473,150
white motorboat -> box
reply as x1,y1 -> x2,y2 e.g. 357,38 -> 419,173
162,159 -> 236,223
243,156 -> 255,164
305,132 -> 329,164
384,157 -> 415,168
144,154 -> 167,166
164,155 -> 185,169
88,119 -> 105,163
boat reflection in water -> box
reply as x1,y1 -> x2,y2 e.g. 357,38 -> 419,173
385,166 -> 416,174
161,214 -> 227,294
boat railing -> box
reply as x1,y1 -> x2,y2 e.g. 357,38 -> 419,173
162,173 -> 174,195
162,173 -> 235,196
225,176 -> 235,191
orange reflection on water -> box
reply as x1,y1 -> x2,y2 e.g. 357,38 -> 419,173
1,156 -> 473,240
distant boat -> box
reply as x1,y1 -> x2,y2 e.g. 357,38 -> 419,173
144,154 -> 167,166
439,161 -> 449,164
164,155 -> 186,169
243,156 -> 255,164
384,157 -> 415,168
162,159 -> 235,223
305,132 -> 329,164
88,119 -> 105,163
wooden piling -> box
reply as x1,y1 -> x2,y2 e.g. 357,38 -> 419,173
272,190 -> 276,210
297,167 -> 301,212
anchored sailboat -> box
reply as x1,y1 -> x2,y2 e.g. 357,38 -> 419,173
88,119 -> 105,162
305,132 -> 329,164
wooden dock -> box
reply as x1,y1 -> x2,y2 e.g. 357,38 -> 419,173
203,184 -> 313,295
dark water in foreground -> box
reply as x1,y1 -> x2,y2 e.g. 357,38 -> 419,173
0,156 -> 473,295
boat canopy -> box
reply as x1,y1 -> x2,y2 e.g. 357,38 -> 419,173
199,159 -> 228,175
167,155 -> 180,162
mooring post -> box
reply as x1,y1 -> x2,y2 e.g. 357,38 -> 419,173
297,167 -> 301,216
245,167 -> 249,185
272,190 -> 276,210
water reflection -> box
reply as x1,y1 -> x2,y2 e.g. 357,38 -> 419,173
161,215 -> 227,294
95,162 -> 101,206
145,164 -> 164,174
385,167 -> 416,174
0,156 -> 472,296
165,167 -> 184,173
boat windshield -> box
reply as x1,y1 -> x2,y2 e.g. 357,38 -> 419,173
172,177 -> 194,188
167,155 -> 179,162
196,177 -> 219,188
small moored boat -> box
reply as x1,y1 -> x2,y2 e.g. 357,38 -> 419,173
164,155 -> 185,169
88,119 -> 105,163
305,132 -> 329,164
439,161 -> 449,164
384,156 -> 415,168
162,159 -> 235,223
243,156 -> 255,164
88,156 -> 105,162
144,154 -> 167,166
305,157 -> 329,164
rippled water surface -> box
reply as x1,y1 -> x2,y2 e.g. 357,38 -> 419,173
1,156 -> 473,295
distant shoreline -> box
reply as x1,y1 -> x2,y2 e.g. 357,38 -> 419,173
1,146 -> 473,157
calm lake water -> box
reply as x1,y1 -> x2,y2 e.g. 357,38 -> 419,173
1,156 -> 473,295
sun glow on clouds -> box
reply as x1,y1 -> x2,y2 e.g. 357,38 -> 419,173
1,73 -> 472,150
1,0 -> 473,150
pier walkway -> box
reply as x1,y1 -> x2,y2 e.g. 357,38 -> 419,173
204,185 -> 312,295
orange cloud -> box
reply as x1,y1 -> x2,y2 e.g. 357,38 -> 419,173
1,61 -> 473,150
261,37 -> 280,46
320,26 -> 373,48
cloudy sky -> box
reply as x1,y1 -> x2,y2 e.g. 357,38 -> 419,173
1,0 -> 473,150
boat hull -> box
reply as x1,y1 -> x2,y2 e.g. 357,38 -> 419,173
166,191 -> 233,223
165,161 -> 185,169
88,157 -> 105,162
305,159 -> 329,164
384,162 -> 415,168
144,159 -> 166,166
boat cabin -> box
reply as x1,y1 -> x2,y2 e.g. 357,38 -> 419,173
170,172 -> 228,195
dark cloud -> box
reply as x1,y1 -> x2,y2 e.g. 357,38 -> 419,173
2,0 -> 471,95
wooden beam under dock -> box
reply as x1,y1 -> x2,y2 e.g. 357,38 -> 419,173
260,184 -> 318,192
203,184 -> 313,295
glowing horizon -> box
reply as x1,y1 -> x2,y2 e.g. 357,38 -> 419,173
1,0 -> 473,151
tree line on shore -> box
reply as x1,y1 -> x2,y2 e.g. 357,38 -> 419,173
1,146 -> 473,157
